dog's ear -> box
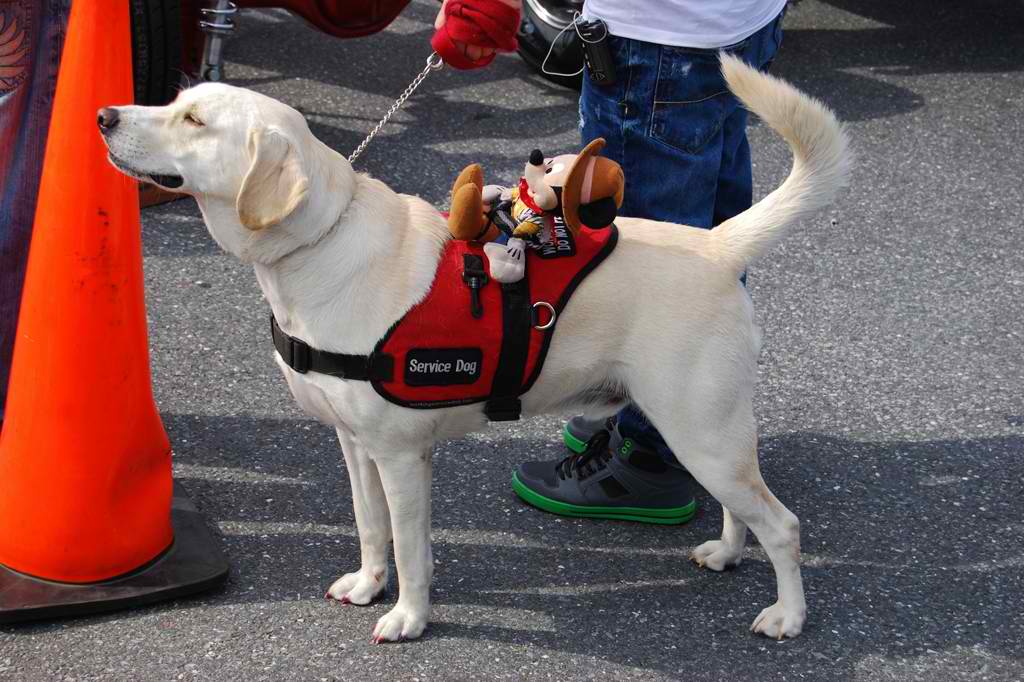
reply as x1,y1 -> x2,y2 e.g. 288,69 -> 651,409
236,127 -> 310,231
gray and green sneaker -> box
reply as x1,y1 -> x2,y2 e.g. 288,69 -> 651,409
562,415 -> 608,454
512,420 -> 697,525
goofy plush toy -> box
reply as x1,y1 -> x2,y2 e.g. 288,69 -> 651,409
446,139 -> 625,282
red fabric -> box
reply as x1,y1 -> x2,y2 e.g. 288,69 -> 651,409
373,226 -> 617,408
430,0 -> 520,70
516,177 -> 542,213
241,1 -> 411,39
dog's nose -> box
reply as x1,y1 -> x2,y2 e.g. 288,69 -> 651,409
97,107 -> 120,132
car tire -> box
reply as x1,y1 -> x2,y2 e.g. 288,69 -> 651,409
130,0 -> 184,106
517,0 -> 584,90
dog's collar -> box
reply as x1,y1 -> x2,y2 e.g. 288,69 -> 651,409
273,216 -> 342,265
270,177 -> 358,265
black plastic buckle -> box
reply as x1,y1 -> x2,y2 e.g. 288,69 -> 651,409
484,397 -> 521,422
463,254 -> 489,319
287,336 -> 311,374
368,354 -> 395,382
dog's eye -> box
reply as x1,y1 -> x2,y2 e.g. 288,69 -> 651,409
183,111 -> 204,127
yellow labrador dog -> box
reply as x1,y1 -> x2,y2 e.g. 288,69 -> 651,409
100,54 -> 849,643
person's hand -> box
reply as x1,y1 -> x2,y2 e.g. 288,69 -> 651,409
435,0 -> 491,63
431,0 -> 522,70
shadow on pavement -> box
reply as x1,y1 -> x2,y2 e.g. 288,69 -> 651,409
9,413 -> 1019,677
773,0 -> 1024,122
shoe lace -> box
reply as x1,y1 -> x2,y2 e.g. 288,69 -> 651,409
556,429 -> 612,481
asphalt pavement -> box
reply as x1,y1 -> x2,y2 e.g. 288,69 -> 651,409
2,0 -> 1023,679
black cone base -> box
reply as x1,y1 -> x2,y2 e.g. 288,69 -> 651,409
0,488 -> 228,624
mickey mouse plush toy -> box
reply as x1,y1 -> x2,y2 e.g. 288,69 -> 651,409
447,139 -> 624,282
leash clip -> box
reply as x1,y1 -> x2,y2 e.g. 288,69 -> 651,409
426,52 -> 444,70
286,335 -> 311,373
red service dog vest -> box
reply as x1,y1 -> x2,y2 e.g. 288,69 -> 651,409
371,224 -> 617,415
270,223 -> 618,421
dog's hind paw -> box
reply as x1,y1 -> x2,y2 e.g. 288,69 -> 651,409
751,601 -> 805,640
372,604 -> 428,643
690,540 -> 743,572
326,568 -> 387,606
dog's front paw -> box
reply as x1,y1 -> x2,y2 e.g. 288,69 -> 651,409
372,604 -> 429,643
690,540 -> 743,572
326,568 -> 387,605
751,601 -> 805,640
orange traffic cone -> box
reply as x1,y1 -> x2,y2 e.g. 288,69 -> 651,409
0,1 -> 226,622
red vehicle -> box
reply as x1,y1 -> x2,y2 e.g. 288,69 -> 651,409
130,0 -> 574,106
131,0 -> 412,104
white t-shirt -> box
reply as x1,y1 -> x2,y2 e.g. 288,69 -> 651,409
582,0 -> 787,49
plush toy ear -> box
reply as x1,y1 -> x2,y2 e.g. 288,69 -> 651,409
448,164 -> 500,241
562,138 -> 607,234
585,156 -> 625,213
448,182 -> 485,241
236,128 -> 309,231
578,196 -> 618,228
450,163 -> 483,199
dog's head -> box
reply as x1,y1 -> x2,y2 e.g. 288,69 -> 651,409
99,83 -> 352,262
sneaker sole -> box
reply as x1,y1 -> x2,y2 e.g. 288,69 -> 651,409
511,471 -> 698,525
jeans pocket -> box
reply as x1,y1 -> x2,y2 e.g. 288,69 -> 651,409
649,44 -> 742,155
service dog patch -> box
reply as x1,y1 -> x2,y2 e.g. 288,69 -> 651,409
404,348 -> 483,387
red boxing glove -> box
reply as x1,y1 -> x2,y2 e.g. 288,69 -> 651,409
431,0 -> 521,70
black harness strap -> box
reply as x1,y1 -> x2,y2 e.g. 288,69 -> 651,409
482,202 -> 520,240
484,278 -> 533,421
271,315 -> 394,381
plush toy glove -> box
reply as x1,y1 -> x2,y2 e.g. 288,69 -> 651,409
432,0 -> 521,70
481,184 -> 508,207
484,238 -> 526,283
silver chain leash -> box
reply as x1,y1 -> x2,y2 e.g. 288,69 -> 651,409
347,53 -> 445,164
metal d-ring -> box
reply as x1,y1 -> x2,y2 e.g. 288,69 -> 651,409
532,301 -> 556,330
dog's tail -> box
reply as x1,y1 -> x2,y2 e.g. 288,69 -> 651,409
711,53 -> 851,270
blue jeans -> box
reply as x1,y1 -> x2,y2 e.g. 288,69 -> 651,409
579,12 -> 784,462
0,1 -> 70,421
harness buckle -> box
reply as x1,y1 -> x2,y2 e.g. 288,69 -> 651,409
462,254 -> 489,319
288,336 -> 311,374
484,397 -> 522,422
